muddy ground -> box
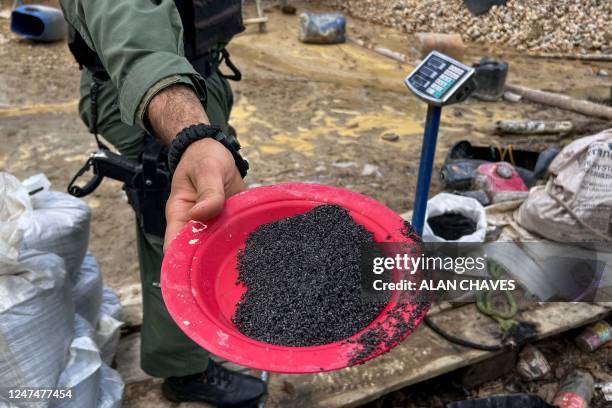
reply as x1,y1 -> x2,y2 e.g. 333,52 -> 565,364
1,0 -> 611,406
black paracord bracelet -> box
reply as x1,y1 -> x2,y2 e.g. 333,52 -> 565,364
167,124 -> 249,178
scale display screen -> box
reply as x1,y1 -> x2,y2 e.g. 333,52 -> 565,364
405,51 -> 475,105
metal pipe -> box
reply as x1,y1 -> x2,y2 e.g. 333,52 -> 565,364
411,105 -> 442,235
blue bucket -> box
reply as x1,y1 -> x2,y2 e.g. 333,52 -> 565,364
11,5 -> 67,42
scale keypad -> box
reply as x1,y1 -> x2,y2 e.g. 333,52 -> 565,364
408,55 -> 467,101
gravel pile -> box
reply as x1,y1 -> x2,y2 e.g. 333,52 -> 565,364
233,204 -> 388,347
325,0 -> 612,54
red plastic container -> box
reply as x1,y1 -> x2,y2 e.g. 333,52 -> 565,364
161,183 -> 427,373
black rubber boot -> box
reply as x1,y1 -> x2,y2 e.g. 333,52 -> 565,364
161,360 -> 267,407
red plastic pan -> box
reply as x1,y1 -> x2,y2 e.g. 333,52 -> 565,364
162,183 -> 428,374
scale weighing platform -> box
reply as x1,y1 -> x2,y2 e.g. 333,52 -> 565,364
405,51 -> 477,234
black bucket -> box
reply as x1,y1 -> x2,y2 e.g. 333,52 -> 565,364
473,58 -> 509,101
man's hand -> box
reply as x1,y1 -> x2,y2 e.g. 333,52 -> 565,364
146,84 -> 246,249
165,138 -> 245,248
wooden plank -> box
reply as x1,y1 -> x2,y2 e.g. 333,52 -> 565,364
254,0 -> 267,33
506,84 -> 612,121
244,17 -> 269,25
264,302 -> 611,408
347,37 -> 409,64
527,52 -> 612,62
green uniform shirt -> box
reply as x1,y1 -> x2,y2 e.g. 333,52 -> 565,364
60,0 -> 207,128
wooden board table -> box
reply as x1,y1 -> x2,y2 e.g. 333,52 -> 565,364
116,295 -> 610,407
262,302 -> 611,407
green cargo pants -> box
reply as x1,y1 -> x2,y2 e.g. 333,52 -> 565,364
78,68 -> 235,378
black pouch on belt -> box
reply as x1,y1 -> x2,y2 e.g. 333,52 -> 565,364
123,137 -> 171,238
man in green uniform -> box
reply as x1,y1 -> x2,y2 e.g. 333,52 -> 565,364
60,0 -> 266,405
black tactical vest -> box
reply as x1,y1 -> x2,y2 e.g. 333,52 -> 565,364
175,0 -> 244,59
68,0 -> 245,78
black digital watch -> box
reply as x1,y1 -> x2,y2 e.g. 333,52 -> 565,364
167,123 -> 249,178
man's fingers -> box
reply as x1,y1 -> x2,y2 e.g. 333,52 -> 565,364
164,190 -> 194,250
188,161 -> 226,222
227,175 -> 247,197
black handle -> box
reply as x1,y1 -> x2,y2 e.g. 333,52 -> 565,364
68,171 -> 104,197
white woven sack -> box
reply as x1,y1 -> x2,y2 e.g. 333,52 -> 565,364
95,287 -> 123,365
0,172 -> 33,273
97,365 -> 124,408
22,189 -> 91,280
52,315 -> 124,408
0,250 -> 73,407
52,315 -> 102,408
73,252 -> 103,326
516,130 -> 612,242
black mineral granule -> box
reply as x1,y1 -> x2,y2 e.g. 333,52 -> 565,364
401,220 -> 421,242
347,293 -> 431,366
232,204 -> 388,347
347,223 -> 428,366
427,212 -> 477,240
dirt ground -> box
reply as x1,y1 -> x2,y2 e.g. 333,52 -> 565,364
1,0 -> 611,406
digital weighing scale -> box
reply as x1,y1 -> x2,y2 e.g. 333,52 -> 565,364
405,51 -> 477,235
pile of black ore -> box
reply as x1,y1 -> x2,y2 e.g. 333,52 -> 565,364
427,212 -> 477,240
233,204 -> 388,347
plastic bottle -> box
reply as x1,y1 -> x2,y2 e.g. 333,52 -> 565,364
553,370 -> 594,408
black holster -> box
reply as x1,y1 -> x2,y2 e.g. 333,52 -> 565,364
68,136 -> 171,238
124,185 -> 169,238
124,138 -> 171,238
